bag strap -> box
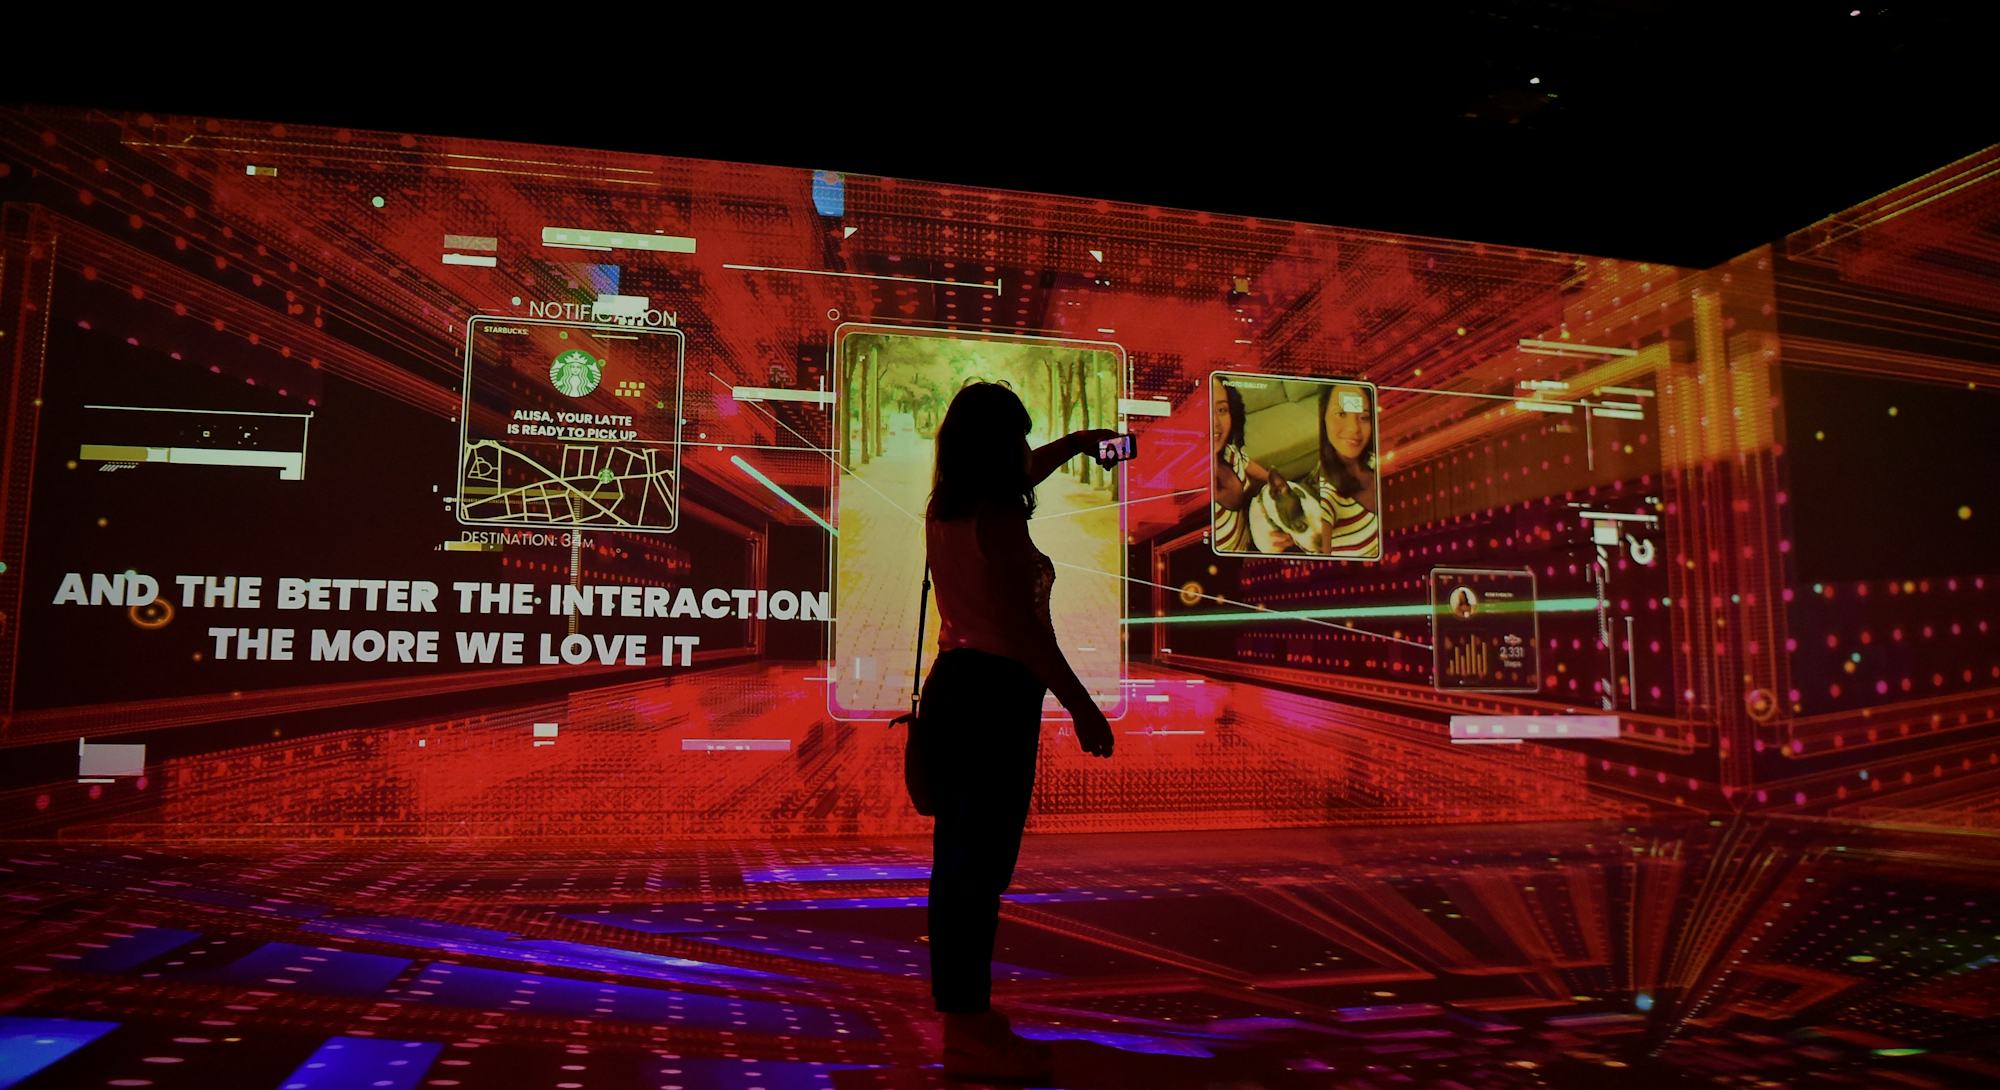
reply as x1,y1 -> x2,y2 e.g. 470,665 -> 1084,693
906,556 -> 932,718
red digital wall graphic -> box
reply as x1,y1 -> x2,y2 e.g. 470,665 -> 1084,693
3,105 -> 2000,1090
0,108 -> 1993,845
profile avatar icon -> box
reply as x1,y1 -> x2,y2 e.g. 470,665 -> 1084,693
1449,586 -> 1479,619
549,348 -> 604,397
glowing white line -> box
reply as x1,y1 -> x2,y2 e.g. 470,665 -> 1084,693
1377,385 -> 1535,404
85,404 -> 314,419
1519,338 -> 1636,357
1051,560 -> 1434,650
724,263 -> 1001,293
704,441 -> 836,455
1577,511 -> 1659,523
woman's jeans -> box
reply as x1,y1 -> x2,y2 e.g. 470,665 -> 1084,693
918,647 -> 1046,1013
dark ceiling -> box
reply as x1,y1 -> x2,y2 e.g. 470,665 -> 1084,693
5,3 -> 1990,269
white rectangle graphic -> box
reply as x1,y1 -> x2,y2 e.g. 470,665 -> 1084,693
78,741 -> 146,778
592,294 -> 650,319
732,386 -> 837,405
542,227 -> 696,253
1117,398 -> 1172,417
683,738 -> 792,752
1450,715 -> 1620,740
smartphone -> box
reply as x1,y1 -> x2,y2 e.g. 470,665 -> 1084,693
1095,433 -> 1137,464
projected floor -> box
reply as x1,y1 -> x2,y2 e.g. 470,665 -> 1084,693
3,820 -> 1996,1089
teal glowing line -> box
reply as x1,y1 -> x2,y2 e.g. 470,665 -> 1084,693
729,455 -> 837,536
1123,596 -> 1600,626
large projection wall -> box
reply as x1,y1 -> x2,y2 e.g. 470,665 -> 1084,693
0,108 -> 1994,839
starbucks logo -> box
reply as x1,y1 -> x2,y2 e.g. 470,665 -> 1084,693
549,348 -> 604,397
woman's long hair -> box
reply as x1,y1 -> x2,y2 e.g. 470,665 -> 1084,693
928,381 -> 1036,520
1317,382 -> 1376,499
1219,380 -> 1247,452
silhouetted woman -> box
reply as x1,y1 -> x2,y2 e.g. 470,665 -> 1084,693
919,381 -> 1117,1080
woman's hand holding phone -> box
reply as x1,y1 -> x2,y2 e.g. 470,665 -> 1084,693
1074,428 -> 1122,467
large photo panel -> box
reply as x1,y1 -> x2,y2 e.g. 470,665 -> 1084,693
829,325 -> 1127,720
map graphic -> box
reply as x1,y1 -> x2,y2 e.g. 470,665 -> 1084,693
459,440 -> 674,527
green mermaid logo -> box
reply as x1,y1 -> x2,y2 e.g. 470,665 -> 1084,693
549,348 -> 603,397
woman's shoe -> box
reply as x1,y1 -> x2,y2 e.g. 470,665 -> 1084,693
941,1009 -> 1053,1082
